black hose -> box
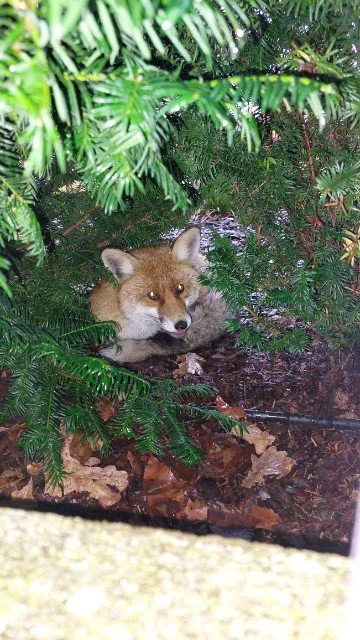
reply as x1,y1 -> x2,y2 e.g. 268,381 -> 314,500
244,409 -> 360,432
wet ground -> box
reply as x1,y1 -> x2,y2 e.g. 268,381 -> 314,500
1,337 -> 359,555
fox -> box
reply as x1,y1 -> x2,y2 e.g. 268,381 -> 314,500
90,226 -> 228,363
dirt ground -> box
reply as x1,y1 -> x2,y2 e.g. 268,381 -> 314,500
1,336 -> 359,555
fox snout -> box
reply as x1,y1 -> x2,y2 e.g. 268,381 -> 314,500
160,313 -> 192,338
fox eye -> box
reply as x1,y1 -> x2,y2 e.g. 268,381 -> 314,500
175,283 -> 184,293
148,291 -> 160,301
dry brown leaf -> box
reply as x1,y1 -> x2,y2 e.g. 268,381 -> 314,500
147,484 -> 186,517
215,395 -> 247,420
26,462 -> 43,477
127,451 -> 143,476
142,455 -> 188,517
86,456 -> 101,467
182,498 -> 208,522
143,455 -> 175,491
202,439 -> 251,478
248,505 -> 280,530
0,421 -> 25,441
45,434 -> 128,508
242,446 -> 296,488
173,352 -> 205,376
69,432 -> 94,464
96,397 -> 117,422
216,396 -> 276,454
241,424 -> 275,455
0,469 -> 24,491
11,479 -> 34,500
208,502 -> 280,531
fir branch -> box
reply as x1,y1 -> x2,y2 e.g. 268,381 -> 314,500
62,205 -> 101,236
299,113 -> 317,185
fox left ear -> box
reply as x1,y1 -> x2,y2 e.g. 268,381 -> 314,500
171,227 -> 200,265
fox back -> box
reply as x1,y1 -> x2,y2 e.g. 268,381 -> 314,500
90,227 -> 207,341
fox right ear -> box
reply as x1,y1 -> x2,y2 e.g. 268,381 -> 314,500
101,248 -> 138,279
172,226 -> 200,265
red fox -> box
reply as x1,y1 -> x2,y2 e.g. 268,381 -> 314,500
90,227 -> 228,363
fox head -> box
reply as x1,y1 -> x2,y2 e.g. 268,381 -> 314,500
101,227 -> 203,339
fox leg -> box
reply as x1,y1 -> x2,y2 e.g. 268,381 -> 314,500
100,336 -> 182,363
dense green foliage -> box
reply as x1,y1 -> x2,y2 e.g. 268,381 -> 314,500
0,0 -> 359,481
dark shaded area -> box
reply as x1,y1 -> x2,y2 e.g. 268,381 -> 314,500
0,497 -> 349,556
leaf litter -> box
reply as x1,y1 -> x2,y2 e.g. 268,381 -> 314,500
215,395 -> 293,487
45,433 -> 128,508
242,447 -> 296,488
11,478 -> 34,500
172,352 -> 205,376
216,395 -> 276,453
0,334 -> 359,552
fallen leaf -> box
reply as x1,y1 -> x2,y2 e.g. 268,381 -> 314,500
86,456 -> 101,467
96,397 -> 117,422
0,469 -> 24,492
230,424 -> 243,437
127,451 -> 143,477
242,446 -> 296,488
173,352 -> 205,376
182,498 -> 208,521
45,434 -> 128,508
147,484 -> 186,517
208,505 -> 250,528
208,502 -> 280,531
216,398 -> 291,478
143,455 -> 175,491
69,433 -> 94,464
201,439 -> 251,478
241,424 -> 275,455
11,478 -> 34,500
26,462 -> 43,477
248,505 -> 280,530
215,395 -> 247,420
0,422 -> 25,441
142,455 -> 188,517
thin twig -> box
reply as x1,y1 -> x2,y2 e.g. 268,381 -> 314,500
256,224 -> 262,247
97,233 -> 117,249
62,205 -> 100,237
97,214 -> 156,248
299,113 -> 316,184
244,305 -> 261,322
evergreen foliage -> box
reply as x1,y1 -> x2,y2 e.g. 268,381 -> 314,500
0,0 -> 359,481
110,379 -> 245,464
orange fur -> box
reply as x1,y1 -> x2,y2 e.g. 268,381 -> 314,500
90,228 -> 227,363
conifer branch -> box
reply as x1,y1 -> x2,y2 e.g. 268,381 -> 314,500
299,113 -> 317,184
62,206 -> 100,237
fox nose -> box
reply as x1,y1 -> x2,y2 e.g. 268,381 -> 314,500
174,320 -> 188,330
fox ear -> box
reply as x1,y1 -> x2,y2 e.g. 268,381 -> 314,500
101,248 -> 138,279
172,227 -> 200,264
